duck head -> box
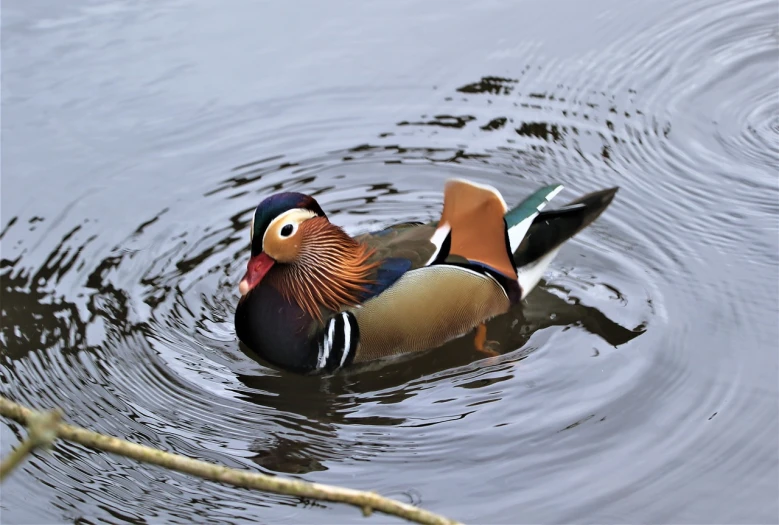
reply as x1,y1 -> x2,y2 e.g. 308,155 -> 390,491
238,192 -> 325,296
238,192 -> 377,320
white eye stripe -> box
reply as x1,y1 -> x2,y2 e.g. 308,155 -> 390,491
262,208 -> 317,251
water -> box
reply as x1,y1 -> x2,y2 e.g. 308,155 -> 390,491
2,0 -> 777,523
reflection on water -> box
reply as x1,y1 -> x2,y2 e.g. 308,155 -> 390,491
2,0 -> 777,523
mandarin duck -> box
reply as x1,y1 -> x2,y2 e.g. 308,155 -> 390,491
235,179 -> 618,374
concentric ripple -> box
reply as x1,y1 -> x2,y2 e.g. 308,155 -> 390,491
2,0 -> 777,523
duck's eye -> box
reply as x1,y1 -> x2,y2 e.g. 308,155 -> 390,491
280,224 -> 294,237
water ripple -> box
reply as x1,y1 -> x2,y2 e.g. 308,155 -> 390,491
2,0 -> 777,523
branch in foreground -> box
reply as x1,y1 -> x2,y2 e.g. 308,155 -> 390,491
0,408 -> 61,481
0,396 -> 461,525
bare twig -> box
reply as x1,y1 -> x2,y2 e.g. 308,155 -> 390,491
0,408 -> 61,481
0,395 -> 461,525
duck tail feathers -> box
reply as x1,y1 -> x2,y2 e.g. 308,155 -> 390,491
514,187 -> 619,299
505,184 -> 564,253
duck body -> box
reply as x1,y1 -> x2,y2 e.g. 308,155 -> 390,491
235,179 -> 618,374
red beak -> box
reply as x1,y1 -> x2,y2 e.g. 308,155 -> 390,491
239,252 -> 275,296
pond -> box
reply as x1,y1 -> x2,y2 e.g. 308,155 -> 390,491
2,0 -> 777,523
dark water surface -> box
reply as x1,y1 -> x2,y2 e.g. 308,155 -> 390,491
2,0 -> 778,523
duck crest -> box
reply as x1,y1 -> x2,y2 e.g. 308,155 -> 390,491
267,217 -> 379,322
